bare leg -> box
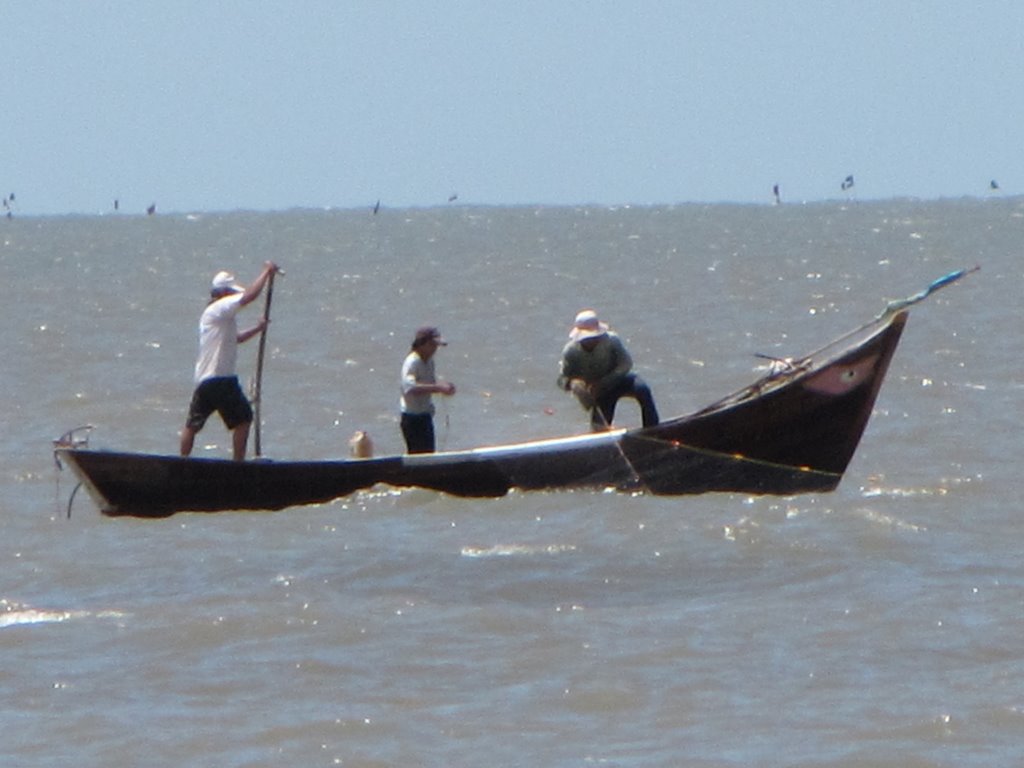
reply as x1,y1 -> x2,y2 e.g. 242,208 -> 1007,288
232,421 -> 251,461
180,426 -> 196,457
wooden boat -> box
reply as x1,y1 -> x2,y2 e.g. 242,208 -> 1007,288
54,271 -> 973,517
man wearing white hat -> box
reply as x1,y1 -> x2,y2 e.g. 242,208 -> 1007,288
180,261 -> 280,460
557,309 -> 659,431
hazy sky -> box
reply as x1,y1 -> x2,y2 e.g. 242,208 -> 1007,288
2,1 -> 1021,215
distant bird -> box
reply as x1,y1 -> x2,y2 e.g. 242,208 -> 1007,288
772,183 -> 781,205
448,193 -> 458,203
841,175 -> 855,191
373,199 -> 380,214
114,199 -> 119,211
146,203 -> 156,215
990,180 -> 1000,190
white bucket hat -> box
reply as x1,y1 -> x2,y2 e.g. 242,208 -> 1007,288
569,309 -> 609,342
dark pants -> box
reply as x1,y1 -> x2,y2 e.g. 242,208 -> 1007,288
185,376 -> 253,431
593,374 -> 659,430
401,412 -> 436,454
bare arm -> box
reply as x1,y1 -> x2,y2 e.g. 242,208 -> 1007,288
237,319 -> 267,344
239,261 -> 280,308
405,380 -> 456,396
556,344 -> 580,390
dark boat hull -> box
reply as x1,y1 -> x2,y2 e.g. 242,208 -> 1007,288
55,310 -> 908,517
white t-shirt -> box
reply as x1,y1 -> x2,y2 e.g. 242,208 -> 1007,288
193,293 -> 244,384
400,351 -> 436,415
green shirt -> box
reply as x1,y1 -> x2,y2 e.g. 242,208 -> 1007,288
557,332 -> 633,396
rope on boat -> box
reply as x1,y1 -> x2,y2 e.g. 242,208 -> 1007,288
52,425 -> 93,519
622,428 -> 842,480
64,482 -> 84,520
590,407 -> 647,493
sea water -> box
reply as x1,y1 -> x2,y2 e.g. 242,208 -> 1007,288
1,197 -> 1021,766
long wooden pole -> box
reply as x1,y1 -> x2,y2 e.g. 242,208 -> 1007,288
253,271 -> 276,457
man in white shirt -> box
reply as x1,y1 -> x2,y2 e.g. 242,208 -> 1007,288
180,262 -> 280,460
400,326 -> 456,453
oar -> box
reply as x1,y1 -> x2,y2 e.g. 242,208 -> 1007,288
253,270 -> 277,457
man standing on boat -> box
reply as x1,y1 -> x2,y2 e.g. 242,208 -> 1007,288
558,309 -> 659,431
400,326 -> 456,453
180,262 -> 280,461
